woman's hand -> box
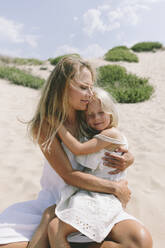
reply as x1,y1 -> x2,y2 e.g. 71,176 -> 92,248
114,180 -> 131,208
103,147 -> 134,174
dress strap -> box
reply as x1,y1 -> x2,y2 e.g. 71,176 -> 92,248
94,134 -> 127,145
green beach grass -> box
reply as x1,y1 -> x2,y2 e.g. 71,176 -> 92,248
0,66 -> 45,89
49,53 -> 81,65
131,42 -> 163,52
97,64 -> 154,103
0,56 -> 44,65
104,46 -> 138,63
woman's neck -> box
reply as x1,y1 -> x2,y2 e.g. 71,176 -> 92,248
64,108 -> 78,136
67,107 -> 77,125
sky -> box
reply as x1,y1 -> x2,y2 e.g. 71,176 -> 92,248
0,0 -> 165,60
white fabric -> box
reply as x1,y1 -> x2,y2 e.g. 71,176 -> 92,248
0,144 -> 92,244
0,140 -> 138,244
56,134 -> 138,243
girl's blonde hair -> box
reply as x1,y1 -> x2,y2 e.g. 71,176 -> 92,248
28,55 -> 95,150
91,87 -> 119,128
80,87 -> 119,139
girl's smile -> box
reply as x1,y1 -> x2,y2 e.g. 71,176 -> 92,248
86,99 -> 111,131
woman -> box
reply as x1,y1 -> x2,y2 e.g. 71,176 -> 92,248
0,56 -> 152,248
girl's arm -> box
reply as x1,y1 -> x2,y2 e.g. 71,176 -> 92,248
38,122 -> 130,206
58,124 -> 122,155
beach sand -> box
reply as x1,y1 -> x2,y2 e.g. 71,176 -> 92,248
0,51 -> 165,247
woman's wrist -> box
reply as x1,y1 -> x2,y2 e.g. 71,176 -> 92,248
107,181 -> 119,196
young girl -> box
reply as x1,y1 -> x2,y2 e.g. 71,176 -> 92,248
50,87 -> 135,247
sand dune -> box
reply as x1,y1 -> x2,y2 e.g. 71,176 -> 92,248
0,51 -> 165,247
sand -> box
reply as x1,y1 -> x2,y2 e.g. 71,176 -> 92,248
0,51 -> 165,247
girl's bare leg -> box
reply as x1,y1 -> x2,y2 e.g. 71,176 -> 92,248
27,205 -> 56,248
48,218 -> 77,248
0,242 -> 29,248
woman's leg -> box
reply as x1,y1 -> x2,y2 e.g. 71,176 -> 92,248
47,218 -> 152,248
48,218 -> 78,248
71,220 -> 153,248
27,205 -> 56,248
0,242 -> 29,248
106,219 -> 153,248
0,205 -> 55,248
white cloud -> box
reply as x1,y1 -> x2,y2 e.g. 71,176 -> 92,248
55,44 -> 106,59
0,16 -> 38,47
0,48 -> 22,57
55,45 -> 79,56
24,35 -> 38,48
83,9 -> 107,36
82,44 -> 106,58
98,4 -> 111,11
73,16 -> 78,21
69,33 -> 76,39
83,0 -> 162,36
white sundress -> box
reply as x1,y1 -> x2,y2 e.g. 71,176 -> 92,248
55,134 -> 138,243
0,143 -> 95,244
0,139 -> 138,245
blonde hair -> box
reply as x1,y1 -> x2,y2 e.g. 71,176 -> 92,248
91,87 -> 119,128
28,55 -> 96,150
79,87 -> 119,139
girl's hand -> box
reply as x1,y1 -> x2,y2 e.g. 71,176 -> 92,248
103,147 -> 134,174
115,180 -> 131,208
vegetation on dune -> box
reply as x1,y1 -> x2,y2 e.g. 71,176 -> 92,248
49,53 -> 81,65
0,42 -> 160,103
131,42 -> 163,52
0,56 -> 44,65
97,64 -> 154,103
0,66 -> 45,89
104,46 -> 138,63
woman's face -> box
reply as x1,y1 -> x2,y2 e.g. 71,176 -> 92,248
68,67 -> 93,111
85,99 -> 111,131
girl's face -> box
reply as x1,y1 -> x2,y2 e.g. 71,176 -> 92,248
86,99 -> 111,131
68,67 -> 93,111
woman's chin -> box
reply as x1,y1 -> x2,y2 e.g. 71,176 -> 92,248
78,105 -> 88,111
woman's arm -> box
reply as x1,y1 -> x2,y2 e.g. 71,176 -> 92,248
38,123 -> 130,205
58,125 -> 121,155
103,147 -> 134,174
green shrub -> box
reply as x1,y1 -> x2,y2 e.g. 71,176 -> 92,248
0,66 -> 45,89
97,65 -> 154,103
49,53 -> 81,65
13,58 -> 44,65
0,56 -> 43,65
131,42 -> 163,52
104,46 -> 138,62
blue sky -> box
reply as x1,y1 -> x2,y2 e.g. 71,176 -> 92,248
0,0 -> 165,60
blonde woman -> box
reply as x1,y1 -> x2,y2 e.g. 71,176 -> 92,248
0,56 -> 152,248
48,87 -> 152,248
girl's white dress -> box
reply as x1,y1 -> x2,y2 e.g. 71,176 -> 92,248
56,134 -> 138,243
0,139 -> 138,244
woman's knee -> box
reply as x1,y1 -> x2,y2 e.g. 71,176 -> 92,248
123,222 -> 152,248
48,217 -> 59,236
126,223 -> 153,248
109,220 -> 153,248
41,204 -> 56,224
